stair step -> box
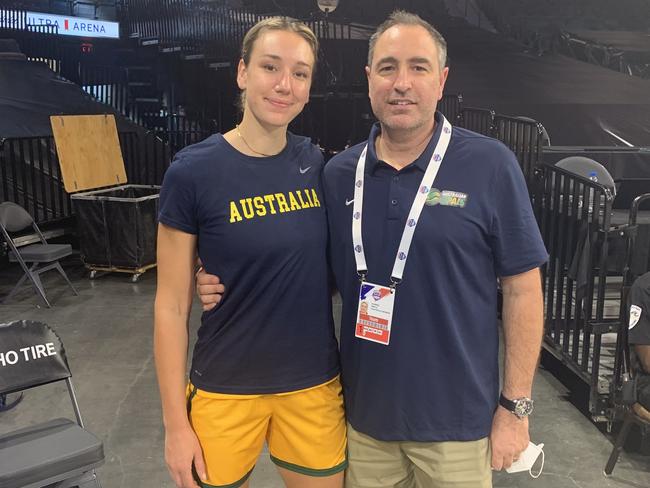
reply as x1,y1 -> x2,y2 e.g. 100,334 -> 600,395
140,38 -> 160,46
134,97 -> 161,103
208,61 -> 231,69
183,53 -> 205,61
161,46 -> 182,53
128,81 -> 152,87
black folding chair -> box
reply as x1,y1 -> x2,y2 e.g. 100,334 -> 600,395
0,202 -> 78,307
0,320 -> 104,488
605,193 -> 650,475
0,392 -> 23,412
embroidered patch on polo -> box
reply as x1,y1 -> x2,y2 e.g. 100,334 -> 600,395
425,188 -> 468,208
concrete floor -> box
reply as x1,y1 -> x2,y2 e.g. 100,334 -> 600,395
1,256 -> 650,488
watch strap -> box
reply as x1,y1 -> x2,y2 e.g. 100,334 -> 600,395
499,393 -> 517,413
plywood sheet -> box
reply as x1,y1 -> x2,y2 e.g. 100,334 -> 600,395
50,114 -> 127,193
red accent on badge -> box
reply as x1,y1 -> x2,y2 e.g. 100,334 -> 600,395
356,313 -> 391,345
64,19 -> 69,30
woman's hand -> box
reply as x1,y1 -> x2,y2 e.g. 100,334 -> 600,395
196,266 -> 225,312
165,425 -> 207,488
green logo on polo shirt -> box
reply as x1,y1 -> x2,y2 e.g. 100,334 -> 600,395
425,188 -> 467,208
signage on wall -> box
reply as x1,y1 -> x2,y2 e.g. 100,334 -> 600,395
0,10 -> 119,39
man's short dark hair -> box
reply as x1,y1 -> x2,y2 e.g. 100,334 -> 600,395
367,10 -> 447,71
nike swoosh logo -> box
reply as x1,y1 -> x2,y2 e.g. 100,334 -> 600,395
299,166 -> 312,174
345,198 -> 354,206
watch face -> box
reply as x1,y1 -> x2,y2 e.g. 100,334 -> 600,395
514,399 -> 534,417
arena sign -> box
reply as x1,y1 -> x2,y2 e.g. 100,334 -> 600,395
0,10 -> 119,39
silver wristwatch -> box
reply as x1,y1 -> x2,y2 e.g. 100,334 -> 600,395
499,393 -> 534,419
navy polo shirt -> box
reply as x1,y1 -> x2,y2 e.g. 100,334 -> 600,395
323,113 -> 548,441
159,133 -> 339,394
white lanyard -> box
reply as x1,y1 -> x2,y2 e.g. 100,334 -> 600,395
352,116 -> 452,285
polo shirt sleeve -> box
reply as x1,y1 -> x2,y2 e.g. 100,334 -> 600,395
628,273 -> 650,345
489,149 -> 548,277
158,154 -> 198,235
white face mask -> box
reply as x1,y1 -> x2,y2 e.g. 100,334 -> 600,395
505,442 -> 545,478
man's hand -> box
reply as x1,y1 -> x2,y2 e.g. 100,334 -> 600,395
165,425 -> 207,488
195,268 -> 225,311
489,406 -> 530,471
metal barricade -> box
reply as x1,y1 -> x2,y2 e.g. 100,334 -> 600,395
439,94 -> 463,124
535,163 -> 621,420
494,115 -> 545,188
458,107 -> 495,136
0,132 -> 171,225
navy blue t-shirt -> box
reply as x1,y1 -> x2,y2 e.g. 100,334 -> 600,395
159,133 -> 339,394
323,113 -> 548,441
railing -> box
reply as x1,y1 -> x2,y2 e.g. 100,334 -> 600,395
150,115 -> 216,156
118,131 -> 172,186
534,163 -> 621,419
121,0 -> 359,59
0,1 -> 79,16
493,115 -> 544,188
479,0 -> 649,32
455,109 -> 546,186
0,9 -> 28,31
79,64 -> 133,119
0,132 -> 171,225
558,33 -> 650,79
122,1 -> 261,55
439,93 -> 463,124
0,136 -> 70,223
458,107 -> 495,136
303,19 -> 354,40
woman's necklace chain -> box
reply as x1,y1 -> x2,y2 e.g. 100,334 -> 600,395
235,124 -> 277,157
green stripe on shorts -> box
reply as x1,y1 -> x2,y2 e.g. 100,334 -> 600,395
199,466 -> 253,488
270,454 -> 347,477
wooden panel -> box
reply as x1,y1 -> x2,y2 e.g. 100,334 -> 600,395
50,114 -> 127,193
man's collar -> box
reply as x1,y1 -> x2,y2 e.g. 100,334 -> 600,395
365,112 -> 445,174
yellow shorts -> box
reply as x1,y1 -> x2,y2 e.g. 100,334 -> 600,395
187,376 -> 347,487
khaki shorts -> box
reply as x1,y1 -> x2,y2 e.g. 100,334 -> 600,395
188,377 -> 347,487
345,423 -> 491,488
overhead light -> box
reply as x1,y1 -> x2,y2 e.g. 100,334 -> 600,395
317,0 -> 339,13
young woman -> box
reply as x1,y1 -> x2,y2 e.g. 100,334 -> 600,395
154,17 -> 346,488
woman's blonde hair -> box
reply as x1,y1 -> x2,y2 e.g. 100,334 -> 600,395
237,17 -> 319,114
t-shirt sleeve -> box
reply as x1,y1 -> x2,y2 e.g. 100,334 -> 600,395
628,274 -> 650,345
490,148 -> 548,277
158,154 -> 198,234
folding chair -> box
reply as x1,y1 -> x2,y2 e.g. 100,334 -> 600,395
0,320 -> 104,488
0,392 -> 23,412
605,402 -> 650,476
0,202 -> 78,307
604,194 -> 650,475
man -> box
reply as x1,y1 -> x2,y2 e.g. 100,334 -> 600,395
198,11 -> 547,487
626,272 -> 650,419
